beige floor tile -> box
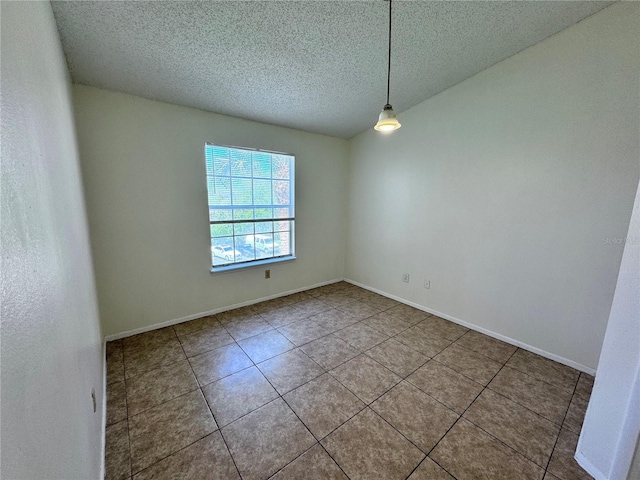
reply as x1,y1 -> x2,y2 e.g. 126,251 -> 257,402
202,366 -> 278,427
463,389 -> 560,467
418,316 -> 468,342
431,418 -> 544,480
105,420 -> 130,480
317,292 -> 358,307
179,325 -> 234,358
395,326 -> 452,357
237,329 -> 295,363
548,428 -> 594,480
107,380 -> 127,426
299,334 -> 360,370
216,306 -> 260,324
488,366 -> 572,425
454,330 -> 517,363
372,381 -> 458,453
224,315 -> 273,341
507,349 -> 579,393
575,373 -> 594,399
260,306 -> 307,328
258,349 -> 325,394
563,393 -> 589,435
408,458 -> 455,480
132,432 -> 239,480
277,319 -> 331,346
283,373 -> 365,440
321,408 -> 424,480
366,294 -> 400,311
252,297 -> 290,314
336,300 -> 381,321
281,292 -> 313,305
544,473 -> 562,480
330,354 -> 400,404
125,360 -> 198,415
124,338 -> 186,379
107,340 -> 125,385
363,312 -> 412,337
222,398 -> 316,480
270,444 -> 347,480
366,339 -> 429,377
387,304 -> 430,325
333,322 -> 388,351
407,361 -> 483,414
173,315 -> 219,338
128,390 -> 217,473
189,343 -> 253,387
434,344 -> 502,385
291,298 -> 332,317
123,327 -> 177,351
311,309 -> 360,332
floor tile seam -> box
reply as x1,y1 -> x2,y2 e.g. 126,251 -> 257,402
450,335 -> 516,365
542,375 -> 582,474
366,405 -> 432,458
361,317 -> 415,338
129,431 -> 226,479
425,455 -> 461,480
122,349 -> 188,380
124,383 -> 202,419
473,386 -> 565,434
491,363 -> 575,408
360,348 -> 431,379
402,376 -> 463,416
428,358 -> 488,388
458,413 -> 555,470
276,393 -> 353,479
505,353 -> 580,394
435,340 -> 507,368
423,348 -> 518,462
326,361 -> 402,408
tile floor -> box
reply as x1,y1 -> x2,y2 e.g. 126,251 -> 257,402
105,281 -> 595,480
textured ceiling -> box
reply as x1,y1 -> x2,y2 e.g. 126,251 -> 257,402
52,1 -> 612,139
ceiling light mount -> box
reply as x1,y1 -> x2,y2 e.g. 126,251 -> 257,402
374,0 -> 401,132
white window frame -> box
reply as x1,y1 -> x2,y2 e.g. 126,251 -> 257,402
205,143 -> 296,273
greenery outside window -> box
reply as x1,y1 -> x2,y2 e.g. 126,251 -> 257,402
205,143 -> 295,271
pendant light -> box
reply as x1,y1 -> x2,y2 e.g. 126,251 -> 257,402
374,0 -> 401,132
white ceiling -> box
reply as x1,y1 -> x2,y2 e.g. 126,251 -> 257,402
52,1 -> 613,139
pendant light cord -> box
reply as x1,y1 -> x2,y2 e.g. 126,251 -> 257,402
386,0 -> 392,106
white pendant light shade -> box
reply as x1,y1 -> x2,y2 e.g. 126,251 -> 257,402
374,0 -> 401,132
374,104 -> 401,132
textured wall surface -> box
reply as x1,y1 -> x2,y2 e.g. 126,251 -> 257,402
345,2 -> 639,372
73,86 -> 348,337
0,2 -> 104,479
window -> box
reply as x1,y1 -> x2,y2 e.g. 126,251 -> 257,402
205,144 -> 295,271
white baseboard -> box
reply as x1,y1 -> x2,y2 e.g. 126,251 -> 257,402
575,451 -> 607,480
344,278 -> 596,375
104,278 -> 344,341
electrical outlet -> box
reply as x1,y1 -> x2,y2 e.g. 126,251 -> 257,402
424,279 -> 431,289
265,269 -> 271,279
402,273 -> 410,283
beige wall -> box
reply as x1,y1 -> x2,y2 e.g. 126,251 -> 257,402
1,2 -> 104,478
73,85 -> 349,337
345,2 -> 639,372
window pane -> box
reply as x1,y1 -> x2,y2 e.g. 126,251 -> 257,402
209,177 -> 231,206
255,221 -> 273,234
273,155 -> 291,179
252,152 -> 272,178
254,208 -> 273,220
233,222 -> 254,236
233,208 -> 254,220
230,149 -> 252,177
210,209 -> 232,222
273,180 -> 290,205
211,224 -> 233,238
232,178 -> 252,205
274,207 -> 292,219
253,179 -> 272,205
275,231 -> 291,255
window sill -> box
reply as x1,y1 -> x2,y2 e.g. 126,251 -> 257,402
210,255 -> 296,275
